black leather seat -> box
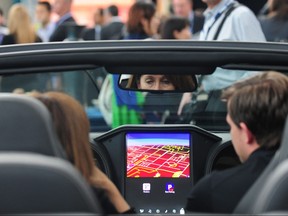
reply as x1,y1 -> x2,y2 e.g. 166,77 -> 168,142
0,153 -> 102,214
234,116 -> 288,214
0,93 -> 66,158
251,159 -> 288,213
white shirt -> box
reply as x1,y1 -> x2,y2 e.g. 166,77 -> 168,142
95,25 -> 101,40
37,21 -> 56,42
199,0 -> 266,92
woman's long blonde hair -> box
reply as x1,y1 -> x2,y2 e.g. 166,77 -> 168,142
7,4 -> 38,44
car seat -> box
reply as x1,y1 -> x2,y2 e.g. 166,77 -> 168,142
234,116 -> 288,213
0,93 -> 66,158
251,158 -> 288,213
0,153 -> 102,214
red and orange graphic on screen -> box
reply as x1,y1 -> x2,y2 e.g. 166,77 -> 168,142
126,133 -> 190,178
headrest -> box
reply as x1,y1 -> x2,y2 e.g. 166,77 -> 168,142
0,153 -> 102,213
0,93 -> 66,158
234,115 -> 288,213
253,159 -> 288,213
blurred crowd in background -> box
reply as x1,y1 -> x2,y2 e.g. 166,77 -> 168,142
0,0 -> 287,45
0,0 -> 288,128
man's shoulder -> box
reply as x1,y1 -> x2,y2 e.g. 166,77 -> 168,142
231,3 -> 255,17
208,164 -> 247,187
58,16 -> 76,27
210,149 -> 274,187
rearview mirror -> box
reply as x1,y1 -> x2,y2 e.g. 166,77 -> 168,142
118,74 -> 197,92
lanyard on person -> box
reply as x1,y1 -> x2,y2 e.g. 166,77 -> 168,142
204,0 -> 235,40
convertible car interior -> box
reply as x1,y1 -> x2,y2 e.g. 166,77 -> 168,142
0,41 -> 288,215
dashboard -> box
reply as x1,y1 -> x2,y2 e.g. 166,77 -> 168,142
91,125 -> 239,214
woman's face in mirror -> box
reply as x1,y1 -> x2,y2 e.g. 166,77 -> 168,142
138,75 -> 175,90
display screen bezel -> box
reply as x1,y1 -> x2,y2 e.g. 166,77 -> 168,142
124,131 -> 193,214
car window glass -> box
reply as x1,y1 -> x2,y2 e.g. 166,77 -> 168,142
0,68 -> 109,132
0,68 -> 277,133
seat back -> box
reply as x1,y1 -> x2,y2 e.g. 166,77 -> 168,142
0,153 -> 102,214
252,159 -> 288,213
0,94 -> 66,158
234,116 -> 288,213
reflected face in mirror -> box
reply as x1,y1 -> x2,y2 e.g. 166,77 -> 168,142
120,73 -> 197,92
138,74 -> 176,90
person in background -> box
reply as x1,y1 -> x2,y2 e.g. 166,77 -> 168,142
177,0 -> 266,117
101,5 -> 124,40
31,92 -> 135,214
160,16 -> 192,39
0,7 -> 6,27
185,71 -> 288,213
35,1 -> 56,42
81,8 -> 104,41
259,0 -> 288,42
198,0 -> 266,93
172,0 -> 204,35
49,0 -> 76,42
0,8 -> 8,44
1,4 -> 42,45
200,0 -> 265,42
124,1 -> 156,39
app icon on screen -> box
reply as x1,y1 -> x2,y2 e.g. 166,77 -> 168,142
165,183 -> 175,194
143,183 -> 151,193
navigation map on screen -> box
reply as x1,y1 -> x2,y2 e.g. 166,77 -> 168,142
126,133 -> 190,178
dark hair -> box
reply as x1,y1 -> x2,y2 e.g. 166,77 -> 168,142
222,71 -> 288,149
0,8 -> 3,17
270,0 -> 288,20
160,16 -> 190,39
37,1 -> 52,13
99,8 -> 104,16
126,1 -> 156,35
107,5 -> 118,16
127,74 -> 196,91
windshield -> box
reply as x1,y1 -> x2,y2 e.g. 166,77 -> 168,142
0,67 -> 269,133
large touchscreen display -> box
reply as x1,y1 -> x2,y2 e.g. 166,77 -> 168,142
125,132 -> 192,214
126,132 -> 190,178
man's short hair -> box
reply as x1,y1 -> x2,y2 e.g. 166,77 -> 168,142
222,71 -> 288,149
107,5 -> 119,16
38,1 -> 52,13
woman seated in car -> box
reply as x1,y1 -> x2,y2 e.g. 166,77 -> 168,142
30,91 -> 134,214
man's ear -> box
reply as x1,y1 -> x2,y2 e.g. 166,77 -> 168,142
239,122 -> 254,144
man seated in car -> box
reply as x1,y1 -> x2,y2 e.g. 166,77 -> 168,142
185,71 -> 288,213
